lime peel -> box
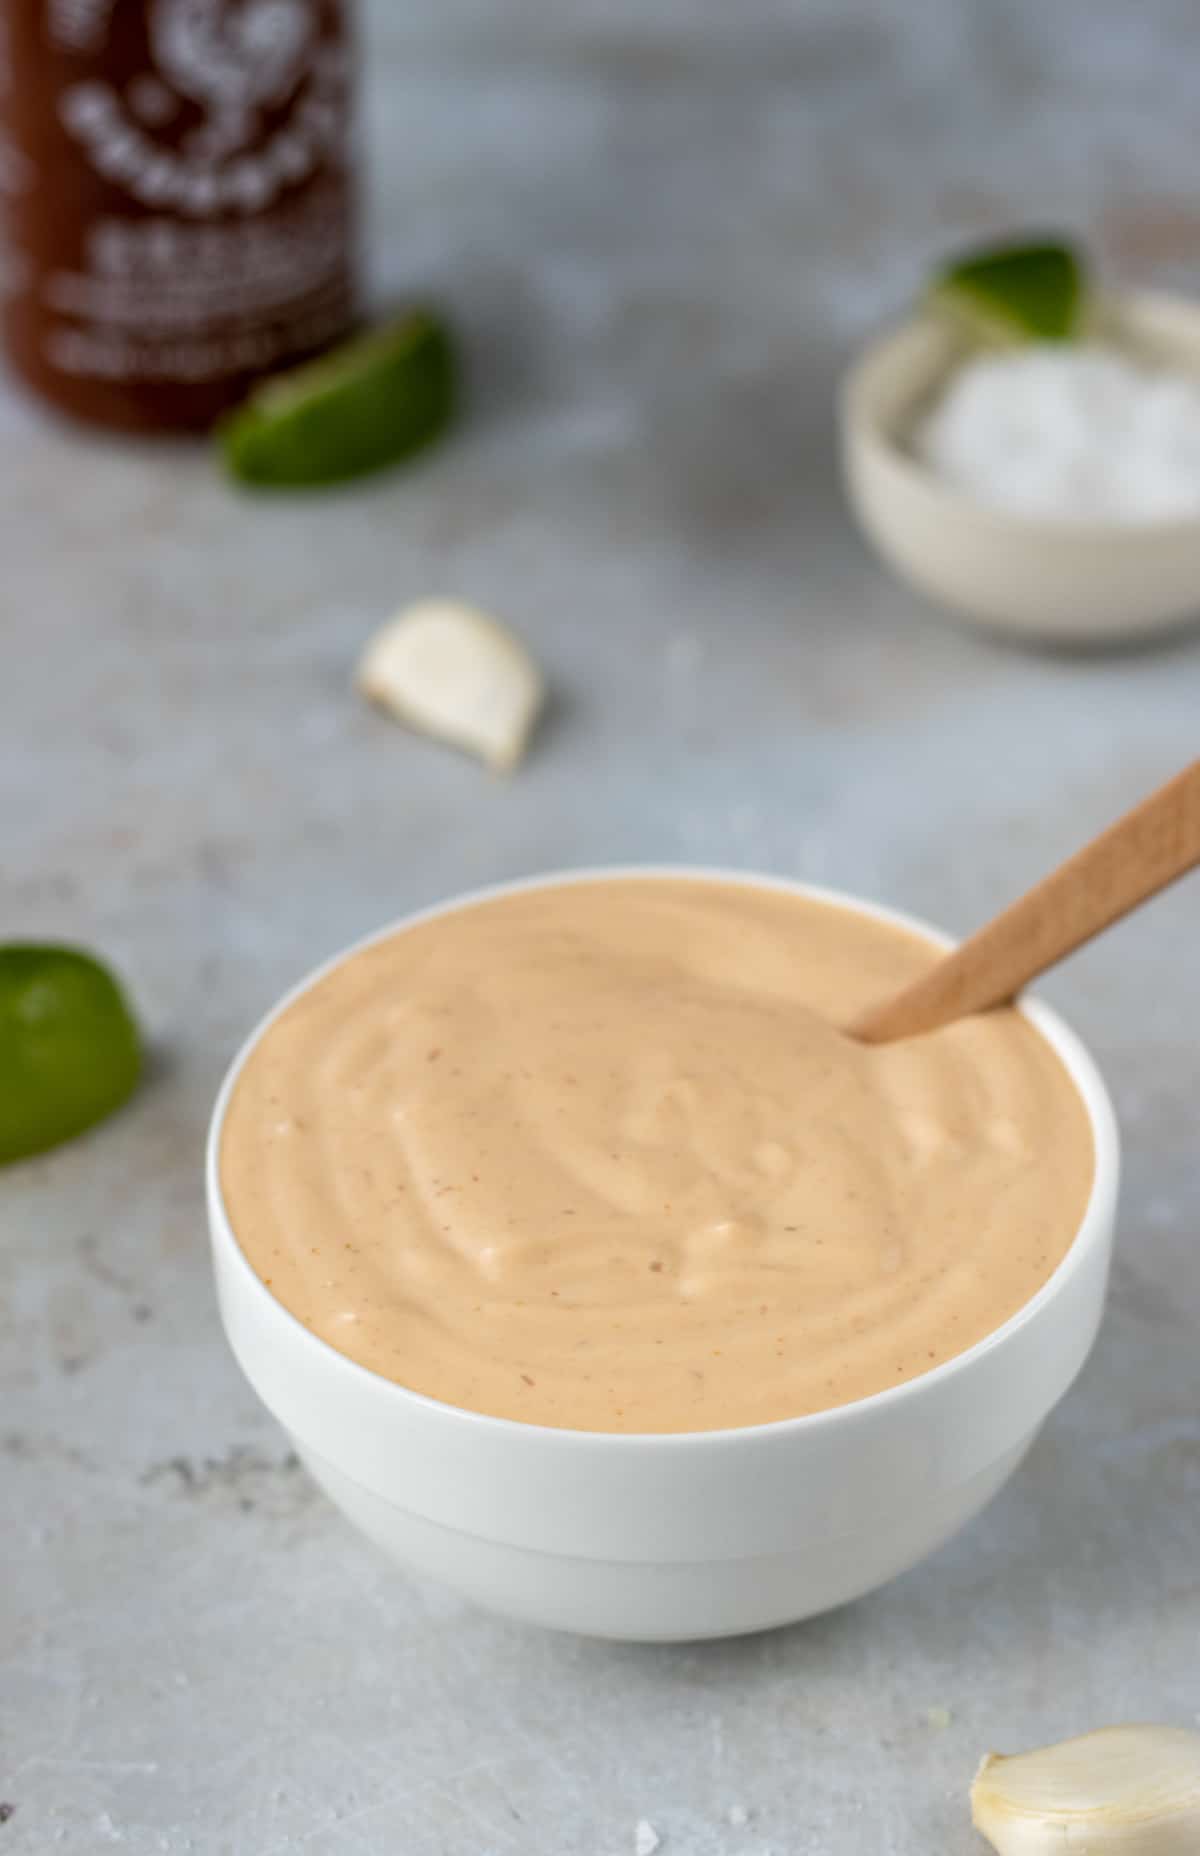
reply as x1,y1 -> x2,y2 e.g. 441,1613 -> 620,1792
0,944 -> 142,1165
928,239 -> 1087,345
220,308 -> 457,489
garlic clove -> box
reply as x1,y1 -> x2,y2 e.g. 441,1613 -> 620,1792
356,599 -> 545,771
972,1725 -> 1200,1854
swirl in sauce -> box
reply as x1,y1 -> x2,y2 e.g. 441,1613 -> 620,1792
219,878 -> 1094,1432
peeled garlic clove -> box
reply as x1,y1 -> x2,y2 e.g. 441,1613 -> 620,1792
356,599 -> 545,771
972,1725 -> 1200,1855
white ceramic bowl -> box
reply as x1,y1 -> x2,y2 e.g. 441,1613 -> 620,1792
840,290 -> 1200,643
206,869 -> 1119,1641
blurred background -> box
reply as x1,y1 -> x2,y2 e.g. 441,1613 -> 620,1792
3,3 -> 1198,1852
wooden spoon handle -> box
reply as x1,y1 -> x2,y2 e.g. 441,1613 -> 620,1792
852,759 -> 1200,1045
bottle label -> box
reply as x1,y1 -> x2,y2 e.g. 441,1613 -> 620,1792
0,0 -> 355,413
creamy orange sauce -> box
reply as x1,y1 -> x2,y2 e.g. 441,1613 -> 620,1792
220,878 -> 1094,1432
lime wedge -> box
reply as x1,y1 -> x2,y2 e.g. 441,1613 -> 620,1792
0,945 -> 142,1164
220,310 -> 457,488
928,239 -> 1086,343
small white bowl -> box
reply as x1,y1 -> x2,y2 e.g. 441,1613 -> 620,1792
206,869 -> 1119,1641
840,290 -> 1200,643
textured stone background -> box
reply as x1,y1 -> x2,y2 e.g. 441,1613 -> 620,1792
3,2 -> 1199,1850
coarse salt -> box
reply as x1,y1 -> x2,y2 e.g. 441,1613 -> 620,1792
634,1820 -> 661,1855
914,344 -> 1200,522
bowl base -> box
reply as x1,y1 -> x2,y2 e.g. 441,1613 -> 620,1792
296,1435 -> 1034,1642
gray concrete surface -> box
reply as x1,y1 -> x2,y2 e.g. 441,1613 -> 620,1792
3,2 -> 1199,1850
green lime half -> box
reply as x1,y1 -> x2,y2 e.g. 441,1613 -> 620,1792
0,945 -> 142,1165
220,309 -> 458,489
928,238 -> 1087,343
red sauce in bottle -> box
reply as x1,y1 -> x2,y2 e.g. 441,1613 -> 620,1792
0,0 -> 357,431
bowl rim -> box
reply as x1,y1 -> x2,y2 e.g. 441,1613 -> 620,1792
840,285 -> 1200,544
206,865 -> 1120,1451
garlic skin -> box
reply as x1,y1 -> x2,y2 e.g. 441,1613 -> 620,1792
356,599 -> 545,771
972,1725 -> 1200,1854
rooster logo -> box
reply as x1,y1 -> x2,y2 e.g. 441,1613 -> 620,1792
149,0 -> 313,160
